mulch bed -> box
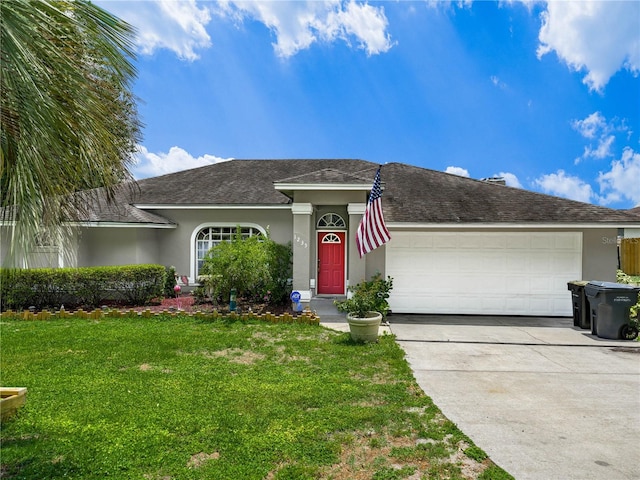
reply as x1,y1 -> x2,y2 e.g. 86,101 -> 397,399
3,295 -> 293,317
125,294 -> 294,316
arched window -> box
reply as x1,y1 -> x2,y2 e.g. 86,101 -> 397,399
193,225 -> 265,277
317,213 -> 346,229
321,233 -> 342,243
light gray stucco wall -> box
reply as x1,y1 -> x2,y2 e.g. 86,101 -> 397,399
1,227 -> 22,267
294,191 -> 365,205
77,227 -> 160,266
0,226 -> 79,268
364,246 -> 386,282
143,208 -> 293,280
582,228 -> 618,281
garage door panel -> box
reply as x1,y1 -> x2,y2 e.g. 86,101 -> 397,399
458,252 -> 483,272
433,233 -> 458,248
554,252 -> 581,269
531,234 -> 555,249
481,252 -> 506,269
554,234 -> 579,250
529,276 -> 553,292
458,235 -> 479,249
386,232 -> 581,316
505,235 -> 530,249
505,254 -> 531,271
503,275 -> 530,293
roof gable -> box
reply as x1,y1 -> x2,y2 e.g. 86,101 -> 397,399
132,159 -> 377,205
275,168 -> 373,185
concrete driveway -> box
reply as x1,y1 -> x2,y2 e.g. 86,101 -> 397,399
389,315 -> 640,480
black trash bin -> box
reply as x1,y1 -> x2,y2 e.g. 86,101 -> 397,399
584,281 -> 640,340
567,281 -> 590,329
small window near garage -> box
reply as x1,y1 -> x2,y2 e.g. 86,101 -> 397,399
317,213 -> 346,229
29,230 -> 60,268
195,226 -> 263,276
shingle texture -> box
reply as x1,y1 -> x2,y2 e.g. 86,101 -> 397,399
275,168 -> 375,185
74,186 -> 174,225
132,159 -> 376,205
380,162 -> 638,223
628,206 -> 640,218
82,159 -> 639,225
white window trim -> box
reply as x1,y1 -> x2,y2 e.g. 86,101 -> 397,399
320,232 -> 342,243
189,222 -> 266,283
317,213 -> 347,229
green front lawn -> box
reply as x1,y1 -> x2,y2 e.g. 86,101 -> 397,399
0,316 -> 512,479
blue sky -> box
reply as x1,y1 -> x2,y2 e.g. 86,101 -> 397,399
97,1 -> 640,208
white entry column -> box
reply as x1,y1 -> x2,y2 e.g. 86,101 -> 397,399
347,203 -> 366,288
291,203 -> 313,306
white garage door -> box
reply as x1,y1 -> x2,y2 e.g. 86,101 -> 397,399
386,231 -> 582,316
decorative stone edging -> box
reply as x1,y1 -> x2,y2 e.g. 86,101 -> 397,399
0,308 -> 320,325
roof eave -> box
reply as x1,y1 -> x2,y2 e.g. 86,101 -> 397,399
386,222 -> 640,229
71,222 -> 177,229
133,204 -> 293,210
273,183 -> 371,191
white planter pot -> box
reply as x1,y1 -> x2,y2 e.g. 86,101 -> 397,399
346,311 -> 382,342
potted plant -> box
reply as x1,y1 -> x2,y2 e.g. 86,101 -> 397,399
335,273 -> 393,342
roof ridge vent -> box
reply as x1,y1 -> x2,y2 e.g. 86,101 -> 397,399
481,177 -> 506,186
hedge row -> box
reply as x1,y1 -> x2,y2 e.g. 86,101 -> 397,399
0,265 -> 166,311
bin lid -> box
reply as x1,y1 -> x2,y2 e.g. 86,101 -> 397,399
567,280 -> 589,286
585,281 -> 640,291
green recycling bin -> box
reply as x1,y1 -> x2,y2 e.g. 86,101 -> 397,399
584,281 -> 640,340
567,281 -> 590,329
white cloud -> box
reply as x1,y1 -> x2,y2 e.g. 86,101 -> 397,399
571,112 -> 631,163
132,145 -> 232,179
583,135 -> 615,161
215,0 -> 394,58
495,172 -> 523,188
534,170 -> 594,203
445,166 -> 470,177
536,1 -> 640,91
597,147 -> 640,206
572,112 -> 607,140
97,0 -> 212,61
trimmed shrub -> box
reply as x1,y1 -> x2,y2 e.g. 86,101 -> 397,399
201,228 -> 292,306
0,265 -> 166,310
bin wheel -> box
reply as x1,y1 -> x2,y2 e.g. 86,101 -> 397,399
620,324 -> 639,341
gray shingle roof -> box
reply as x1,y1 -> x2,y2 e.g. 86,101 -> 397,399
380,162 -> 637,223
275,168 -> 375,185
73,187 -> 175,225
132,159 -> 377,205
628,206 -> 640,218
80,159 -> 638,225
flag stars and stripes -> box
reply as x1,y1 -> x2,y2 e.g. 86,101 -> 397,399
356,167 -> 391,258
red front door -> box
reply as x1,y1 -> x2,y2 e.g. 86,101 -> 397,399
317,232 -> 345,295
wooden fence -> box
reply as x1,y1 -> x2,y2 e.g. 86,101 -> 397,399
620,238 -> 640,275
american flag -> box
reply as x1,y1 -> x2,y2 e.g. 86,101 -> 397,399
356,167 -> 391,258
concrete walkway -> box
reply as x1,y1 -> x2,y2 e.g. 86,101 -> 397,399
313,299 -> 640,480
